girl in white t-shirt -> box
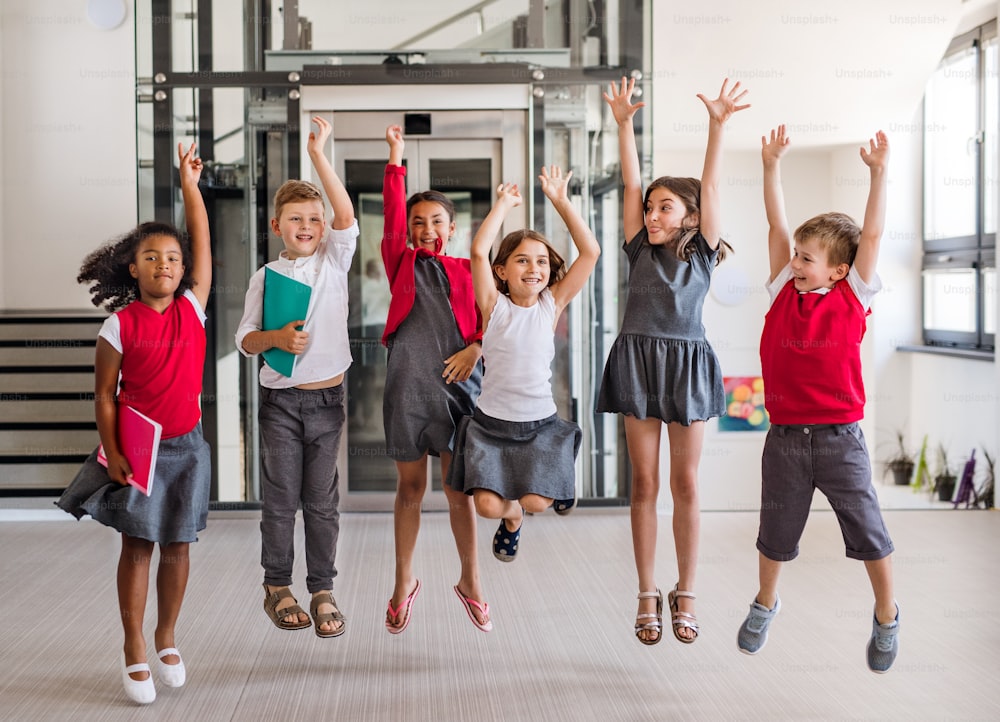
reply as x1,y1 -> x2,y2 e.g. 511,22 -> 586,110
447,166 -> 600,564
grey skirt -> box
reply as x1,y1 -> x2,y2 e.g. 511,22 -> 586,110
597,333 -> 725,425
56,423 -> 211,544
446,408 -> 581,501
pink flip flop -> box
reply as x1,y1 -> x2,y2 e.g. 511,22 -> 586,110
385,579 -> 421,634
453,585 -> 494,633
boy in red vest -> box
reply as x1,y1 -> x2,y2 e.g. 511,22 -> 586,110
737,125 -> 899,673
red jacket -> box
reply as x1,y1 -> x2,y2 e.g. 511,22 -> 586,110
380,164 -> 482,346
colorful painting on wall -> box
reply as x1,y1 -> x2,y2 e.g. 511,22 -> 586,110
719,376 -> 769,432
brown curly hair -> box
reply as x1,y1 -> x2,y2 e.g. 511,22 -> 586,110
77,222 -> 193,312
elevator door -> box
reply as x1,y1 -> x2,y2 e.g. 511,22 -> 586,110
334,137 -> 502,511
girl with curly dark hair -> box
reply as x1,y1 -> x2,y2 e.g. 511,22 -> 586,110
58,142 -> 212,705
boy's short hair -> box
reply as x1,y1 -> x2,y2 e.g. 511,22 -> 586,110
793,212 -> 860,267
273,180 -> 324,221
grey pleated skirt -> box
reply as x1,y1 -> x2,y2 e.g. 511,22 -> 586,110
446,408 -> 581,501
56,423 -> 211,544
597,333 -> 725,425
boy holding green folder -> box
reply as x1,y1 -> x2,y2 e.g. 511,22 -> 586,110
236,116 -> 357,638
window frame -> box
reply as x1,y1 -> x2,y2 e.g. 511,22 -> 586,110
922,20 -> 997,351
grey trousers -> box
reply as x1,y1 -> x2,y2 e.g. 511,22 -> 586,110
259,384 -> 345,593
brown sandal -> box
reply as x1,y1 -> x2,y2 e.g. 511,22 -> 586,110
310,591 -> 346,638
262,584 -> 310,630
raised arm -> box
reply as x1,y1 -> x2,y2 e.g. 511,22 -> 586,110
542,166 -> 600,315
470,183 -> 522,330
603,77 -> 646,242
381,125 -> 408,283
307,116 -> 355,230
853,130 -> 890,285
178,142 -> 212,310
761,125 -> 792,283
696,78 -> 750,250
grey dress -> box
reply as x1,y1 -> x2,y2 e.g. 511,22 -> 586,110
597,228 -> 725,425
57,423 -> 211,544
383,256 -> 482,461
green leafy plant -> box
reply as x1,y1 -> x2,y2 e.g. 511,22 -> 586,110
883,430 -> 916,486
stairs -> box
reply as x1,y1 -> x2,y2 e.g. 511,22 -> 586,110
0,312 -> 104,492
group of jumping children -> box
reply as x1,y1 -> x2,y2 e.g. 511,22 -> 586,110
57,76 -> 900,705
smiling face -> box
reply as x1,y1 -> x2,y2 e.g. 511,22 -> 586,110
644,187 -> 698,245
494,238 -> 552,304
129,234 -> 185,301
272,199 -> 326,260
408,200 -> 455,253
790,236 -> 849,292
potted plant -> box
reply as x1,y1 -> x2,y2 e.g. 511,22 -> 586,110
976,448 -> 995,509
884,431 -> 915,486
932,443 -> 957,502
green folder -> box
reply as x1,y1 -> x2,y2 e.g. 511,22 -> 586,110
261,266 -> 312,377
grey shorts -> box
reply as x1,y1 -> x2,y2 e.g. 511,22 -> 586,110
757,422 -> 894,562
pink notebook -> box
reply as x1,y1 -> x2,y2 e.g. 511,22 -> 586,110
96,405 -> 163,496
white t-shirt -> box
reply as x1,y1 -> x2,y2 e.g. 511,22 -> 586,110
99,289 -> 207,351
235,221 -> 358,388
766,263 -> 881,311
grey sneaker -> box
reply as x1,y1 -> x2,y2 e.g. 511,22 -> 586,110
737,596 -> 781,655
867,604 -> 900,673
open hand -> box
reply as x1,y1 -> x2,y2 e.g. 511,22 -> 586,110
495,182 -> 522,208
539,165 -> 572,203
761,124 -> 791,164
603,76 -> 646,125
860,130 -> 889,170
697,78 -> 750,125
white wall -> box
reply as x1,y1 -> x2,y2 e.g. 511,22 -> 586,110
0,1 -> 136,310
0,1 -> 995,506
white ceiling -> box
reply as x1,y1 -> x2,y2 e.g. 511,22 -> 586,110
648,0 -> 972,149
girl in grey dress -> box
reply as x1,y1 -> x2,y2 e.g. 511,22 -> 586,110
597,77 -> 748,647
381,126 -> 490,633
449,167 -> 600,568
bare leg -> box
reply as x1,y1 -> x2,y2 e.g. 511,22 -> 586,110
624,416 -> 663,644
864,556 -> 896,624
755,552 -> 782,609
119,534 -> 154,681
387,456 -> 428,627
440,452 -> 488,626
473,489 -> 523,531
665,421 -> 705,641
154,542 -> 190,664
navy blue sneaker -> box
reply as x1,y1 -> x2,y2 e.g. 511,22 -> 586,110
737,596 -> 781,655
553,497 -> 576,515
867,604 -> 900,673
492,518 -> 521,562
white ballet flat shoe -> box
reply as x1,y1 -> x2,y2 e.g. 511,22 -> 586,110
157,647 -> 186,687
121,652 -> 156,704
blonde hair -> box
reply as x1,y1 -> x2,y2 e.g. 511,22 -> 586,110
793,212 -> 860,267
273,180 -> 324,221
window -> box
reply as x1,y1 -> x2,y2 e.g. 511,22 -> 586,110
922,21 -> 996,350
